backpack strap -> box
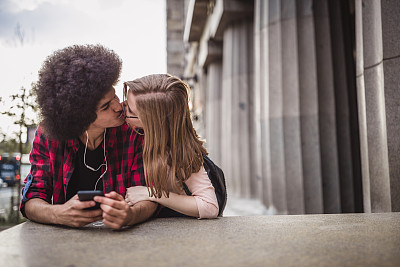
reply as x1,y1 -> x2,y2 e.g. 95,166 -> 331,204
202,155 -> 227,216
182,182 -> 192,196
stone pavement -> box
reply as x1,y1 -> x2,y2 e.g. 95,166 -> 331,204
1,213 -> 399,266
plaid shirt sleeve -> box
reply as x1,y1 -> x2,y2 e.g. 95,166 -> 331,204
20,127 -> 54,217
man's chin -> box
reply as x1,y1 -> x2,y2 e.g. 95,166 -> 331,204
116,119 -> 125,127
111,117 -> 125,128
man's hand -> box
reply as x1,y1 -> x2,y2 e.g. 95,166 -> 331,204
24,196 -> 103,228
94,191 -> 158,230
54,195 -> 103,227
94,191 -> 135,229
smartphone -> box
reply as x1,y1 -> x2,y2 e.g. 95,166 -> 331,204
77,190 -> 104,210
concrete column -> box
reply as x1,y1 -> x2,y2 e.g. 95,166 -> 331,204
259,0 -> 274,211
313,0 -> 341,213
381,0 -> 400,212
327,0 -> 358,213
221,11 -> 254,200
237,20 -> 252,198
281,0 -> 304,214
197,69 -> 207,139
221,27 -> 235,195
296,0 -> 323,214
355,0 -> 371,213
206,62 -> 223,166
252,0 -> 264,200
242,18 -> 258,199
166,0 -> 185,76
383,58 -> 400,212
230,25 -> 241,197
361,0 -> 391,212
268,0 -> 287,214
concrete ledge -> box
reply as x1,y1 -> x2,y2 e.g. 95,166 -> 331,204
0,213 -> 399,266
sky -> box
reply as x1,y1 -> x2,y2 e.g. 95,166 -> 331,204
0,0 -> 166,138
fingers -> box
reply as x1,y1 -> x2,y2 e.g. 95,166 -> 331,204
69,215 -> 103,228
99,198 -> 129,216
76,200 -> 97,210
101,205 -> 131,230
94,196 -> 123,209
105,191 -> 125,201
66,200 -> 103,217
57,195 -> 104,227
69,194 -> 97,210
92,192 -> 136,229
68,207 -> 103,221
102,218 -> 124,229
82,208 -> 103,218
94,192 -> 125,210
61,208 -> 103,228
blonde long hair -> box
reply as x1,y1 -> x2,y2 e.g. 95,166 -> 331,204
124,74 -> 207,197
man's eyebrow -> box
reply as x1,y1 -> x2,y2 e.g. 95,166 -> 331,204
99,100 -> 112,109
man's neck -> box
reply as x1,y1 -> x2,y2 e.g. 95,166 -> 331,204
79,129 -> 105,150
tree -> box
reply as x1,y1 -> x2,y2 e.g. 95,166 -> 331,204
1,84 -> 38,223
1,85 -> 38,147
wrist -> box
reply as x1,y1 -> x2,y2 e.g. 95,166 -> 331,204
50,204 -> 60,225
149,195 -> 158,203
126,205 -> 139,226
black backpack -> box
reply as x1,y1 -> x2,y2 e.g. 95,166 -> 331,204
158,155 -> 227,217
200,155 -> 227,216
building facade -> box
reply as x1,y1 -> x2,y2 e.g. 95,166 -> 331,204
167,0 -> 399,214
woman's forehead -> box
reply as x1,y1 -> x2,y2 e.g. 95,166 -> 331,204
126,92 -> 138,111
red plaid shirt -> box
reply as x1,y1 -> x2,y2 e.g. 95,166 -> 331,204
20,123 -> 145,217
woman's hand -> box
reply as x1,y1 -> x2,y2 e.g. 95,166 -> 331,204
125,186 -> 154,206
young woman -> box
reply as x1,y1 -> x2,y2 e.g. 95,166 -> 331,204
123,74 -> 219,219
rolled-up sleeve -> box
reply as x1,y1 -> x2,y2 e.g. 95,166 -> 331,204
185,167 -> 219,219
20,128 -> 53,217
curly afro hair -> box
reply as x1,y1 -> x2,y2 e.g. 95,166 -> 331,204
35,44 -> 122,141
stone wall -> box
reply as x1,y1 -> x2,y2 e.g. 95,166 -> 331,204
167,0 -> 400,214
166,0 -> 186,76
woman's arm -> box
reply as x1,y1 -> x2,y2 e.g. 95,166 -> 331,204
126,186 -> 199,217
183,166 -> 219,218
125,167 -> 219,219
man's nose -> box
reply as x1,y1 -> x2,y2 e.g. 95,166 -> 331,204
112,97 -> 122,111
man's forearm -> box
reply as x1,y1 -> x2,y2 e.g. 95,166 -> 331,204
128,200 -> 158,226
24,198 -> 58,225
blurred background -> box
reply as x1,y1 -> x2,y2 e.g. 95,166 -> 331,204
0,0 -> 167,228
0,0 -> 399,228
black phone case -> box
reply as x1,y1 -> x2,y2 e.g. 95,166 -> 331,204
77,190 -> 104,210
